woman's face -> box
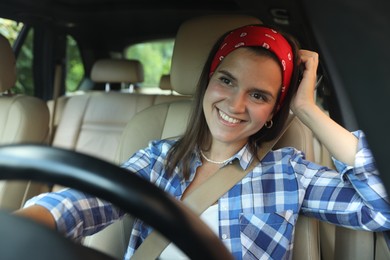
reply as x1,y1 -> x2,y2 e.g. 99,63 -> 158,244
203,48 -> 282,148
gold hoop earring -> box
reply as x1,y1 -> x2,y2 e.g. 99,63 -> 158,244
265,120 -> 273,129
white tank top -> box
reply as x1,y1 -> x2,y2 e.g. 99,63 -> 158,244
159,204 -> 219,259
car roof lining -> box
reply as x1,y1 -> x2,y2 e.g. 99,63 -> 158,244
0,0 -> 309,51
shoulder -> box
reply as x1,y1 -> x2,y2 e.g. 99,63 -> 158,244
147,138 -> 178,156
121,138 -> 178,168
261,147 -> 305,164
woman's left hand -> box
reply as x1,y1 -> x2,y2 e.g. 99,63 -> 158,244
290,50 -> 319,117
289,50 -> 358,165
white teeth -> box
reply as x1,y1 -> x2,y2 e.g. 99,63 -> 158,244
218,110 -> 241,124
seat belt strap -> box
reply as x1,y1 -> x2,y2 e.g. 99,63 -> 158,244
48,64 -> 63,144
132,114 -> 295,260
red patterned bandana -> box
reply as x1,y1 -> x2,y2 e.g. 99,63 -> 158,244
210,25 -> 294,110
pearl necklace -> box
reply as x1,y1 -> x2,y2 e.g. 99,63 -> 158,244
200,150 -> 233,165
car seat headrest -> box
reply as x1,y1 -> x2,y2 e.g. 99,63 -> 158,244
0,34 -> 17,93
159,74 -> 172,91
170,15 -> 262,96
91,59 -> 144,84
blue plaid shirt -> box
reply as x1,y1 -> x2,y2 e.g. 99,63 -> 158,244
26,131 -> 390,259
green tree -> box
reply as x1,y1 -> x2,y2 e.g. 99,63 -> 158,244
66,35 -> 84,92
125,40 -> 174,88
0,18 -> 22,43
2,18 -> 174,94
0,18 -> 33,95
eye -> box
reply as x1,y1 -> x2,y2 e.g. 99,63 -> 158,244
219,76 -> 232,86
250,92 -> 268,102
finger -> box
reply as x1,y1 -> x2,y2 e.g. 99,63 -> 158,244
299,50 -> 319,70
299,50 -> 319,82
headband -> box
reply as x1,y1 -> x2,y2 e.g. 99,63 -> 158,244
210,25 -> 294,110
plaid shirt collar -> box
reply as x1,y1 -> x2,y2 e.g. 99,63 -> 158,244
195,143 -> 255,171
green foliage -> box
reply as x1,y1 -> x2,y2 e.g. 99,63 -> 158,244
1,17 -> 174,95
66,36 -> 84,92
0,18 -> 22,43
125,40 -> 174,88
14,29 -> 34,95
0,18 -> 34,95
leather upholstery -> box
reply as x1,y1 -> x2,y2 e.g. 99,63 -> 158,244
0,34 -> 16,93
0,96 -> 49,144
51,56 -> 189,163
52,92 -> 155,162
158,74 -> 172,91
51,92 -> 190,163
0,34 -> 50,211
91,59 -> 144,83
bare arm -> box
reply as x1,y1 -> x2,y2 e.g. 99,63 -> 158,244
14,205 -> 56,230
291,50 -> 358,165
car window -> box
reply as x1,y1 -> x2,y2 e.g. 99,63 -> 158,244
125,39 -> 174,90
1,18 -> 84,96
0,18 -> 23,45
0,18 -> 34,95
66,35 -> 84,93
15,27 -> 34,95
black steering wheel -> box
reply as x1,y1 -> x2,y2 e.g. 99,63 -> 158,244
0,144 -> 233,260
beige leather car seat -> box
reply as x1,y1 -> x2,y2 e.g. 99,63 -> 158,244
51,58 -> 191,163
82,15 -> 320,259
91,58 -> 144,92
0,34 -> 50,211
154,74 -> 192,104
47,59 -> 144,141
158,74 -> 172,92
51,59 -> 154,162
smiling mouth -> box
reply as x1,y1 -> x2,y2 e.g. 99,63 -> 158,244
218,109 -> 242,124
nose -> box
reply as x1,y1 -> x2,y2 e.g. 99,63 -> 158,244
227,91 -> 246,113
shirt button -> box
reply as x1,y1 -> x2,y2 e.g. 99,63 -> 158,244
222,234 -> 228,240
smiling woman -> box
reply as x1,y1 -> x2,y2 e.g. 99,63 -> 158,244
14,20 -> 390,260
1,0 -> 390,259
203,48 -> 280,151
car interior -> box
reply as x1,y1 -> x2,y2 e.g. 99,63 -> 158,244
0,0 -> 390,259
0,33 -> 51,211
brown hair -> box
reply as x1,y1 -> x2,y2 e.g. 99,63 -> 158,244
166,24 -> 301,180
